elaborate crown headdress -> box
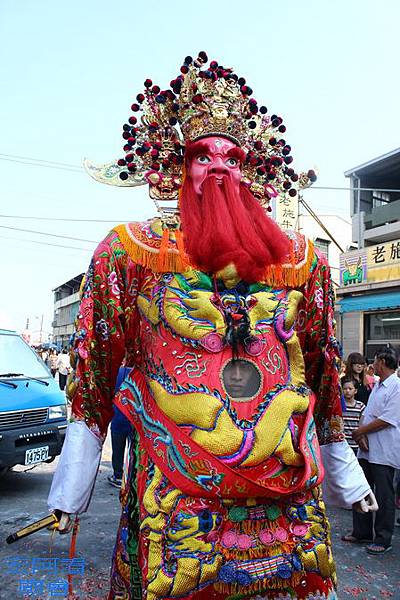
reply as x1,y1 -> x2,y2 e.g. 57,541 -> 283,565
84,51 -> 316,219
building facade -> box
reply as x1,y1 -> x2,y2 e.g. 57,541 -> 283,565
336,148 -> 400,360
298,213 -> 352,286
52,274 -> 84,348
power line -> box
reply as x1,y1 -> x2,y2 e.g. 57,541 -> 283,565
2,153 -> 400,194
306,185 -> 400,193
0,153 -> 82,169
0,225 -> 96,243
0,214 -> 124,223
0,156 -> 83,174
0,234 -> 92,252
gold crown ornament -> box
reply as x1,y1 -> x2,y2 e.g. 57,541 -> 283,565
84,51 -> 317,217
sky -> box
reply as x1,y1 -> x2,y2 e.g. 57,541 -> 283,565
1,0 -> 400,336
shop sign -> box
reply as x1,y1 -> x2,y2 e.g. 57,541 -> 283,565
340,238 -> 400,287
367,239 -> 400,282
340,249 -> 367,287
275,193 -> 298,230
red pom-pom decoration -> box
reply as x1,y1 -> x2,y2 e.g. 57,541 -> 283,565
131,103 -> 140,112
129,116 -> 137,125
127,163 -> 136,172
289,188 -> 297,197
144,79 -> 152,88
117,159 -> 126,166
119,172 -> 129,181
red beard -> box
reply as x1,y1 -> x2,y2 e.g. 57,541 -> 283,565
179,175 -> 290,283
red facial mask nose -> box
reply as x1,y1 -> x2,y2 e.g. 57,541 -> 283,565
209,165 -> 229,176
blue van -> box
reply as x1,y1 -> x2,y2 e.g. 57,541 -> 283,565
0,329 -> 68,472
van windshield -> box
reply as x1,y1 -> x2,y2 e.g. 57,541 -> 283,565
0,334 -> 50,379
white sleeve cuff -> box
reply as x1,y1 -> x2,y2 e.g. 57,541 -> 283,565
320,440 -> 371,508
48,421 -> 102,514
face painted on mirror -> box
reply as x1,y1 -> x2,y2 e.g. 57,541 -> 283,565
187,136 -> 243,195
222,359 -> 261,399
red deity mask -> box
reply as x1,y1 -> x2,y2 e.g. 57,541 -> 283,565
185,137 -> 245,196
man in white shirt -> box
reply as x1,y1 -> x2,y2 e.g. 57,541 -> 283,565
56,349 -> 71,392
351,347 -> 400,554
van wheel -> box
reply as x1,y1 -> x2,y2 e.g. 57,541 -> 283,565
45,456 -> 55,464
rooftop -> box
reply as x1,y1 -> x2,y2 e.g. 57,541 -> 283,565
344,147 -> 400,189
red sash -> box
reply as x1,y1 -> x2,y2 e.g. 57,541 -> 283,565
114,368 -> 324,499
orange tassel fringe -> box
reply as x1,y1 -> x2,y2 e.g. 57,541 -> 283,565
158,228 -> 170,271
114,224 -> 190,273
114,223 -> 314,287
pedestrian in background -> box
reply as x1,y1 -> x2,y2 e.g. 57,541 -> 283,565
108,366 -> 132,489
48,349 -> 58,378
342,379 -> 365,454
56,349 -> 71,391
346,347 -> 400,555
367,363 -> 380,384
343,352 -> 374,405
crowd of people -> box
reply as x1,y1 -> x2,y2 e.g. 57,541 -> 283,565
36,347 -> 71,391
340,346 -> 400,555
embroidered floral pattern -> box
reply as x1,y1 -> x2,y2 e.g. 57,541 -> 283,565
68,222 -> 342,598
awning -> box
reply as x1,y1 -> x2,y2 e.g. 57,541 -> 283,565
337,290 -> 400,313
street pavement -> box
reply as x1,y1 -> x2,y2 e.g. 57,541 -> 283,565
0,437 -> 399,599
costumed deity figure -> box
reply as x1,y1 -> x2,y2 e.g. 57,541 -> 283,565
48,52 -> 377,600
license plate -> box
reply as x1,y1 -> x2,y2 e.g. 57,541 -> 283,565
25,446 -> 49,465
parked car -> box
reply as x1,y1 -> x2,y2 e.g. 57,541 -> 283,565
0,329 -> 68,473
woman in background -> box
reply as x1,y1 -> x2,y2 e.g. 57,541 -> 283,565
343,352 -> 374,405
